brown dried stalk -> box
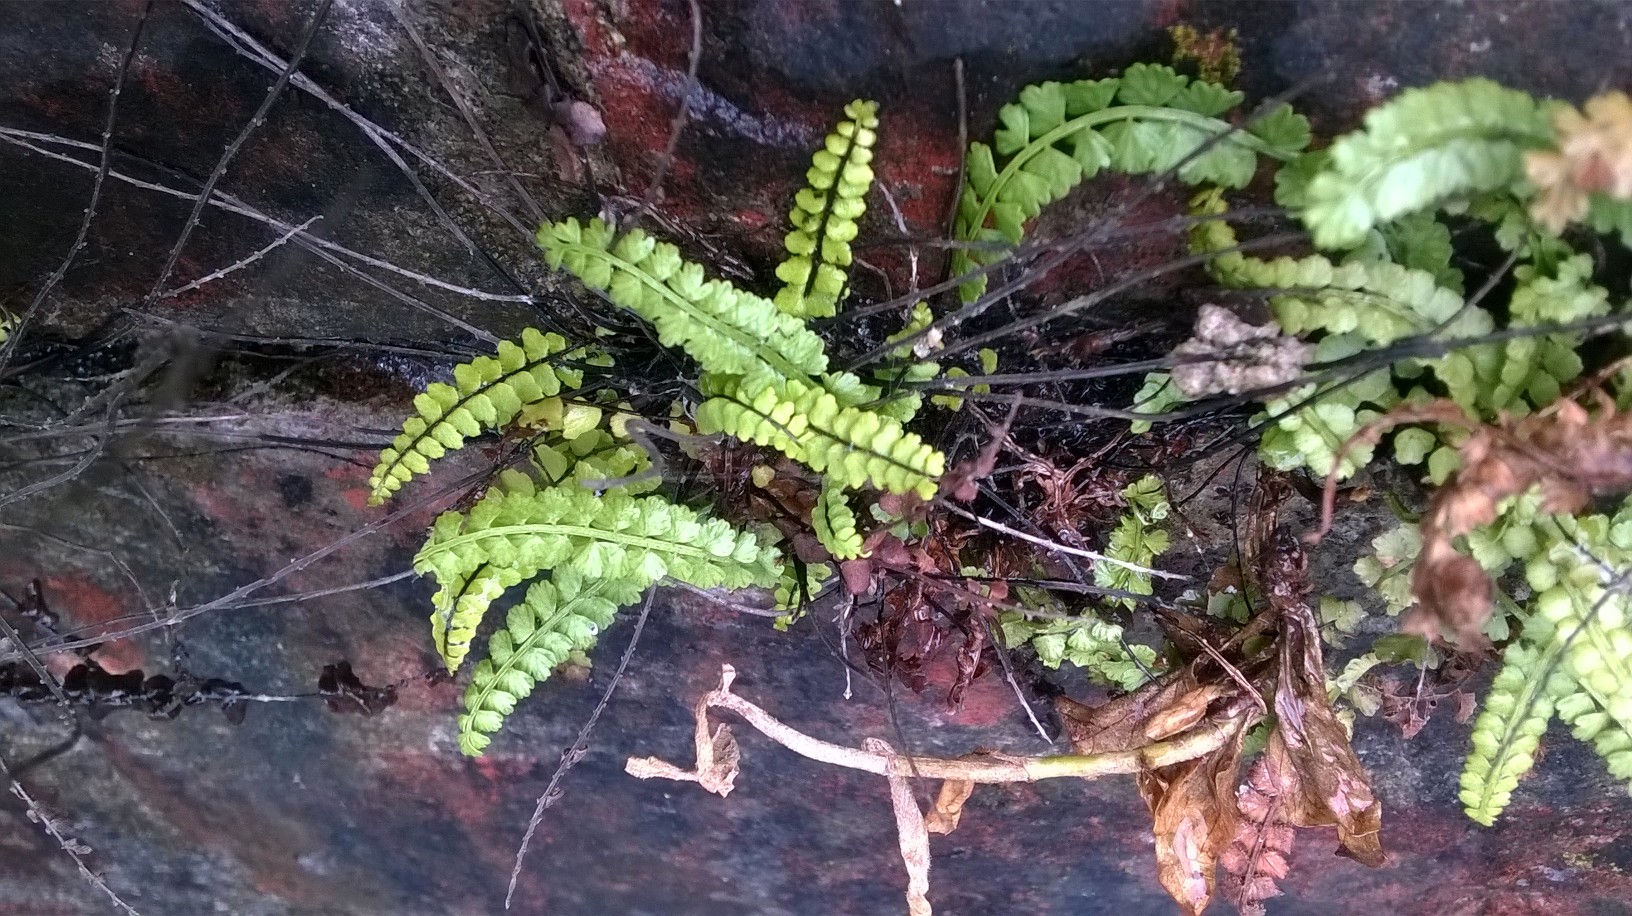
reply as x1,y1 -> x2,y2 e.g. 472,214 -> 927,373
627,664 -> 1246,916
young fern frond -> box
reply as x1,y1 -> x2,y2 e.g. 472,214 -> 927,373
951,64 -> 1309,302
775,100 -> 879,320
1096,475 -> 1171,609
695,372 -> 945,499
537,217 -> 829,381
457,568 -> 646,756
1458,637 -> 1570,825
999,607 -> 1157,691
415,480 -> 779,672
812,477 -> 865,560
1298,78 -> 1554,250
367,329 -> 585,504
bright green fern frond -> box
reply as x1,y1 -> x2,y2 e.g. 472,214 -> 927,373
1299,79 -> 1553,250
696,373 -> 945,499
1533,582 -> 1632,736
1459,637 -> 1571,825
775,99 -> 879,320
813,477 -> 865,560
537,217 -> 828,381
457,568 -> 646,756
368,329 -> 584,505
1095,475 -> 1171,610
999,607 -> 1157,691
952,66 -> 1308,302
415,481 -> 780,672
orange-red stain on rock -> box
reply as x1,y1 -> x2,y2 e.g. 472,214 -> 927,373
40,575 -> 145,674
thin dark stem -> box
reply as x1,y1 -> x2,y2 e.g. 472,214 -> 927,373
147,0 -> 335,301
633,0 -> 702,220
0,0 -> 151,379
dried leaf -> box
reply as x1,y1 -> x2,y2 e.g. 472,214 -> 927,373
318,661 -> 397,716
1268,572 -> 1386,867
1526,91 -> 1632,231
1137,727 -> 1246,915
925,780 -> 975,835
1221,749 -> 1298,915
1144,684 -> 1234,741
1397,396 -> 1632,643
1056,668 -> 1200,755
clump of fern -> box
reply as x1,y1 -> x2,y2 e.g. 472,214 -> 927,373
1119,78 -> 1632,823
369,99 -> 951,756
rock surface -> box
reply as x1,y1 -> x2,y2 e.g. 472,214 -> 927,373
3,1 -> 1632,913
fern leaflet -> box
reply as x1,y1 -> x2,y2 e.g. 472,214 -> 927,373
367,329 -> 585,504
415,479 -> 779,672
537,217 -> 829,381
1458,637 -> 1569,825
696,372 -> 945,499
458,568 -> 646,756
812,477 -> 865,560
1298,78 -> 1554,249
775,100 -> 879,319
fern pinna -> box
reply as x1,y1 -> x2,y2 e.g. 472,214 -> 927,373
370,98 -> 948,755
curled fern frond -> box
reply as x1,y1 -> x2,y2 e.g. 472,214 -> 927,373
1458,637 -> 1570,825
537,217 -> 829,381
952,65 -> 1308,302
812,477 -> 865,560
458,568 -> 646,756
775,100 -> 879,320
695,373 -> 945,499
1299,78 -> 1553,250
415,479 -> 779,672
368,329 -> 584,505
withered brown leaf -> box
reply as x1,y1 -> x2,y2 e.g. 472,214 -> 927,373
1056,669 -> 1201,755
1270,594 -> 1385,867
1137,726 -> 1247,915
1221,747 -> 1298,915
924,779 -> 975,835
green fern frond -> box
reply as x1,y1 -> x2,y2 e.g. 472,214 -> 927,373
999,607 -> 1157,691
696,373 -> 945,499
1190,188 -> 1482,346
951,66 -> 1308,302
1556,692 -> 1632,787
774,559 -> 832,614
812,477 -> 865,560
458,568 -> 646,756
1299,78 -> 1554,250
1252,334 -> 1400,478
1458,637 -> 1571,825
1096,475 -> 1171,610
537,218 -> 829,381
775,100 -> 879,320
367,329 -> 584,505
415,480 -> 779,672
